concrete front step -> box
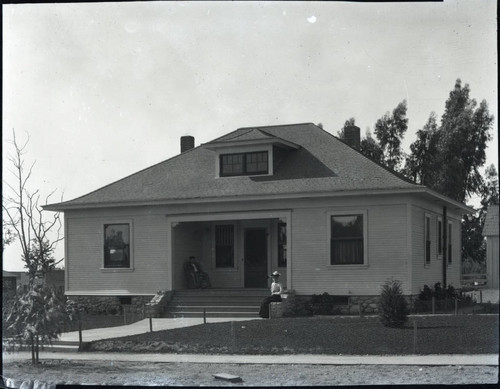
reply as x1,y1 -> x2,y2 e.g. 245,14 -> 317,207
162,311 -> 259,318
168,298 -> 264,305
162,289 -> 267,318
175,289 -> 268,297
168,305 -> 260,314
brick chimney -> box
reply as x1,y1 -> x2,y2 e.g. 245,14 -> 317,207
180,135 -> 195,153
344,125 -> 360,150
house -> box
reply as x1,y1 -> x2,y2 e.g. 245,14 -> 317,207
44,123 -> 472,310
2,269 -> 65,294
483,204 -> 499,289
2,271 -> 29,294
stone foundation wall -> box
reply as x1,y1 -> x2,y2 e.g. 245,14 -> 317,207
69,295 -> 155,315
346,295 -> 417,315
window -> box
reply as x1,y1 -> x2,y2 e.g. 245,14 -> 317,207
215,225 -> 234,268
277,222 -> 287,267
330,214 -> 364,265
448,222 -> 452,264
104,223 -> 130,268
437,218 -> 443,258
425,215 -> 431,265
220,151 -> 268,176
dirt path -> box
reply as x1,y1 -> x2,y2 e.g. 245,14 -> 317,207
2,360 -> 498,386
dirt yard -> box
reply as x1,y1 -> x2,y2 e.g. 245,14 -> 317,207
2,359 -> 498,386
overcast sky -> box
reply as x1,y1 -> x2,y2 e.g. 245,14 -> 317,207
3,0 -> 498,271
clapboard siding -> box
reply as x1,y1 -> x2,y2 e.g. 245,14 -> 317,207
291,203 -> 409,295
63,194 -> 465,297
411,205 -> 462,294
66,211 -> 168,295
486,237 -> 499,288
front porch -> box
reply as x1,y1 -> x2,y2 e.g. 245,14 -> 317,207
167,210 -> 291,291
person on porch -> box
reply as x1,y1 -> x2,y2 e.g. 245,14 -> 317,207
259,271 -> 283,318
185,256 -> 211,288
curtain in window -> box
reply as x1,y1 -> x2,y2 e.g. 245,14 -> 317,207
330,215 -> 364,265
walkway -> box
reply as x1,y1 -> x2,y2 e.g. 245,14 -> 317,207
3,351 -> 498,366
59,316 -> 260,342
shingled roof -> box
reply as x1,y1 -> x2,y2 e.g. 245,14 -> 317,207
483,205 -> 499,237
45,123 -> 463,210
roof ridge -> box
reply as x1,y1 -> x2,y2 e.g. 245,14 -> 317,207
236,122 -> 316,131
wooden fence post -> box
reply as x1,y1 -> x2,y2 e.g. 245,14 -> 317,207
203,308 -> 207,324
413,321 -> 417,354
231,321 -> 236,353
78,319 -> 83,348
149,315 -> 153,332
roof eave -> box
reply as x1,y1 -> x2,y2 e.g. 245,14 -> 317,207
420,188 -> 474,213
203,138 -> 300,151
43,186 -> 470,212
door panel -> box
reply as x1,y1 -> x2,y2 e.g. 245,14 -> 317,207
244,228 -> 268,288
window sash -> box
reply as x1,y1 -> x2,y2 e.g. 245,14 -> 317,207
277,222 -> 287,267
330,214 -> 364,265
448,223 -> 452,264
425,216 -> 431,265
215,225 -> 234,268
437,219 -> 443,256
220,151 -> 268,176
104,223 -> 130,268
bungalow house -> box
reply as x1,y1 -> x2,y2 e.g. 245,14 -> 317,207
44,123 -> 471,313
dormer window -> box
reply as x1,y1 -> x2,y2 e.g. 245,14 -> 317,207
220,151 -> 269,177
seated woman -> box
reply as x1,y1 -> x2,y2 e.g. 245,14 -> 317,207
184,256 -> 211,289
259,271 -> 283,318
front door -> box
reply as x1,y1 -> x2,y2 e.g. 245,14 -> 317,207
244,228 -> 268,288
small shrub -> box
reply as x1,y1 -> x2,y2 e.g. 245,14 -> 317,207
418,283 -> 459,301
282,293 -> 313,317
478,302 -> 499,313
378,279 -> 409,328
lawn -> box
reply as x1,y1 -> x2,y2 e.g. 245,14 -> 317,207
85,314 -> 499,355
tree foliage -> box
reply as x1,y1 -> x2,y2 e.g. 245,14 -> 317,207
426,80 -> 493,203
5,284 -> 75,364
360,130 -> 384,164
2,130 -> 68,364
2,130 -> 63,284
374,100 -> 408,171
403,112 -> 440,185
461,164 -> 499,264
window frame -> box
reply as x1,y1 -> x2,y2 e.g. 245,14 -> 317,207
437,216 -> 443,259
214,223 -> 236,269
447,221 -> 453,265
424,214 -> 431,266
219,151 -> 269,177
102,221 -> 134,271
277,222 -> 287,267
327,210 -> 368,267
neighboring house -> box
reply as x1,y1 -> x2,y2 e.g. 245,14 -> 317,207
2,271 -> 29,294
44,123 -> 471,306
2,269 -> 65,294
483,204 -> 499,289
